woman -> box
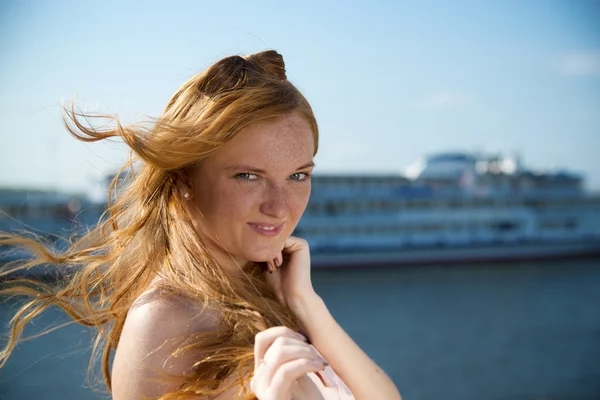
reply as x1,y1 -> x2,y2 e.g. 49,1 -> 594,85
0,50 -> 401,400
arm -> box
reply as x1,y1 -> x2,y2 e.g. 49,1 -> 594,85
291,295 -> 401,400
265,237 -> 402,400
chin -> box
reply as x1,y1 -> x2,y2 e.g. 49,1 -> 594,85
247,253 -> 277,264
245,247 -> 281,263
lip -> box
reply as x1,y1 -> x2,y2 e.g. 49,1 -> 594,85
248,223 -> 283,237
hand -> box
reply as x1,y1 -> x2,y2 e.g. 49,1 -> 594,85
251,326 -> 328,400
264,236 -> 316,309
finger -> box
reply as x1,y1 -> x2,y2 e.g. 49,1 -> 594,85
257,337 -> 324,392
254,327 -> 306,371
274,253 -> 282,268
265,260 -> 276,273
262,337 -> 327,372
280,237 -> 312,280
281,236 -> 309,255
267,358 -> 328,399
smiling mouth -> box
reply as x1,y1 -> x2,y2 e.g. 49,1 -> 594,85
248,223 -> 283,236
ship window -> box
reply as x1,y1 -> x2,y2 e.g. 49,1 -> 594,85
476,199 -> 494,207
422,224 -> 441,232
325,202 -> 337,216
450,223 -> 462,231
491,221 -> 518,231
447,200 -> 460,208
540,220 -> 578,229
369,201 -> 379,212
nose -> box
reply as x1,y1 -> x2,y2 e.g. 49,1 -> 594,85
259,183 -> 289,219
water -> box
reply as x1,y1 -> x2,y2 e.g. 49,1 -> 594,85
1,259 -> 599,400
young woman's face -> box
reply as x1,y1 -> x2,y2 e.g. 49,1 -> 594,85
186,112 -> 315,268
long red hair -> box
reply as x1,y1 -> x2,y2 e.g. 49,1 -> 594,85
0,50 -> 319,399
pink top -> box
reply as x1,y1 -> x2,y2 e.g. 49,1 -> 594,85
307,367 -> 355,399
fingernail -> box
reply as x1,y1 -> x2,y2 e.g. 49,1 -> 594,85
294,332 -> 308,341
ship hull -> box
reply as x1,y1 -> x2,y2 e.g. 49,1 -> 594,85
310,240 -> 600,268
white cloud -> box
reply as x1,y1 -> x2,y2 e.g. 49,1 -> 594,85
558,52 -> 600,76
417,92 -> 471,108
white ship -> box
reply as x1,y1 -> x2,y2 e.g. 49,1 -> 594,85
296,153 -> 600,267
2,152 -> 599,270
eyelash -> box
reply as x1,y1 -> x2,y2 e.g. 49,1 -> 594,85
235,172 -> 311,182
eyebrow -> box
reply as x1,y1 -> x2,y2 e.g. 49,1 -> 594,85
225,161 -> 315,173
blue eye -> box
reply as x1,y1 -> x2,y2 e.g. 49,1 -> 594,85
290,172 -> 311,181
236,173 -> 259,181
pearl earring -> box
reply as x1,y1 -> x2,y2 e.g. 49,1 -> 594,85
183,193 -> 190,199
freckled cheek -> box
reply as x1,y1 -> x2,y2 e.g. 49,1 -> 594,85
288,187 -> 311,219
214,187 -> 261,220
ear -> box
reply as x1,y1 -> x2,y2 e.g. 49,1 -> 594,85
175,170 -> 193,200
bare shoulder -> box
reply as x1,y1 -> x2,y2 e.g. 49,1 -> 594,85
111,286 -> 220,399
127,285 -> 220,337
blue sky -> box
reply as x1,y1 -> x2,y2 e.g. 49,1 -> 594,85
1,0 -> 599,196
